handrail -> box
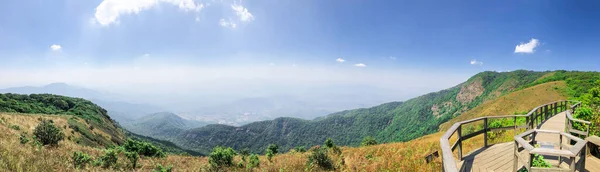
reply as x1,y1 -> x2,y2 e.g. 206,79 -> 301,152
514,129 -> 587,171
440,100 -> 584,172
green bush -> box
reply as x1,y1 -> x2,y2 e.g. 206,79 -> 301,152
324,138 -> 334,148
266,144 -> 279,162
247,154 -> 260,169
123,139 -> 166,157
307,147 -> 333,170
208,146 -> 236,168
531,154 -> 551,168
34,120 -> 65,146
360,136 -> 378,146
72,151 -> 92,169
294,146 -> 307,153
19,134 -> 29,144
98,149 -> 119,168
153,163 -> 173,172
10,124 -> 20,130
239,148 -> 250,161
125,151 -> 139,169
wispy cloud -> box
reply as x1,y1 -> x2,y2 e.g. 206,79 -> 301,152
389,56 -> 396,60
219,18 -> 237,28
514,38 -> 540,54
336,58 -> 345,63
50,44 -> 62,51
470,59 -> 483,65
231,4 -> 254,22
354,63 -> 366,67
94,0 -> 204,26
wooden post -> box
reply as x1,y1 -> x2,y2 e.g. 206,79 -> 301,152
513,116 -> 517,132
458,125 -> 462,160
514,140 -> 519,171
570,156 -> 576,172
554,102 -> 557,115
559,135 -> 562,163
484,118 -> 488,147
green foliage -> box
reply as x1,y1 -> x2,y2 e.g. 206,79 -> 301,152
294,146 -> 307,153
306,147 -> 333,170
152,163 -> 173,172
98,149 -> 119,168
360,136 -> 378,146
266,144 -> 279,162
324,138 -> 334,148
208,146 -> 236,168
34,120 -> 64,146
247,154 -> 260,169
72,151 -> 92,169
125,131 -> 203,156
531,154 -> 551,168
125,151 -> 139,169
239,148 -> 250,162
10,124 -> 20,130
123,139 -> 166,157
19,133 -> 29,144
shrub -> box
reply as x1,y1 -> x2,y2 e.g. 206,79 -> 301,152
294,146 -> 307,153
307,147 -> 333,170
208,146 -> 236,168
153,163 -> 173,172
247,154 -> 260,169
266,144 -> 279,162
531,154 -> 551,168
98,149 -> 119,168
10,124 -> 20,130
19,134 -> 29,144
123,139 -> 166,157
125,151 -> 139,169
240,148 -> 250,161
34,120 -> 65,146
72,151 -> 92,169
360,136 -> 378,146
324,138 -> 334,148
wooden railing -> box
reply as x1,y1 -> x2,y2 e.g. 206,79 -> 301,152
439,100 -> 586,172
514,129 -> 587,171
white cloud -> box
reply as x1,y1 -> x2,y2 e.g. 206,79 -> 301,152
94,0 -> 204,26
354,63 -> 366,67
389,56 -> 396,60
50,44 -> 62,51
514,38 -> 540,54
219,18 -> 237,28
470,59 -> 483,65
231,4 -> 254,22
336,58 -> 345,63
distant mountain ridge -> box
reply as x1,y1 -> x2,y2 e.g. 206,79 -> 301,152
156,70 -> 575,154
122,112 -> 208,141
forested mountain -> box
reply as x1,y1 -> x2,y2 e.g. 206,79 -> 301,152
122,112 -> 208,141
155,70 -> 588,154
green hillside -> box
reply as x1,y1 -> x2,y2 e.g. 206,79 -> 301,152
122,112 -> 207,141
160,70 -> 587,154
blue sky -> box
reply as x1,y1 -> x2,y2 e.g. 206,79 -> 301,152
0,0 -> 599,103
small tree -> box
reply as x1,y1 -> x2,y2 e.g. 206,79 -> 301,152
307,147 -> 333,170
125,151 -> 140,169
324,138 -> 334,148
294,146 -> 307,153
266,144 -> 279,162
208,146 -> 236,168
72,151 -> 92,169
239,148 -> 250,162
34,120 -> 65,146
98,149 -> 119,168
247,154 -> 260,169
360,136 -> 378,146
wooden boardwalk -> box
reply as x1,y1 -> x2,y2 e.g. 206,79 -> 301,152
456,111 -> 600,171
